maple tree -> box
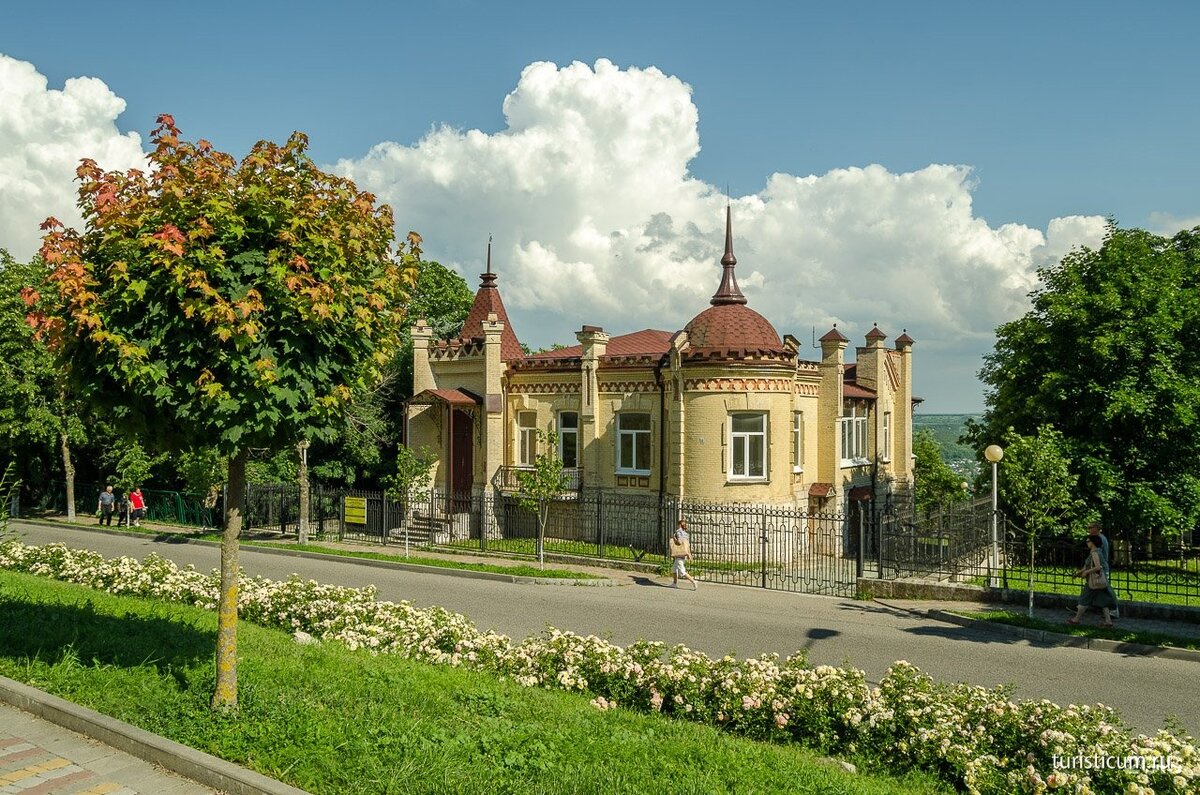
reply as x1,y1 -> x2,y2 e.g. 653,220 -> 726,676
33,115 -> 421,709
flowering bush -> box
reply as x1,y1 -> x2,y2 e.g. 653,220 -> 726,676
1,541 -> 1195,795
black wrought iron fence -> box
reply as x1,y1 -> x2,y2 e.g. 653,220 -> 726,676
878,496 -> 995,580
1000,529 -> 1200,607
242,483 -> 864,596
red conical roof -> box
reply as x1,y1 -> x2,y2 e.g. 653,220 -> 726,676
455,242 -> 524,361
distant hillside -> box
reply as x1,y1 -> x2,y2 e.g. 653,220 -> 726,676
912,413 -> 979,468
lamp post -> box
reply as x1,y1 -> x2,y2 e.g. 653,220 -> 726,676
984,444 -> 1004,587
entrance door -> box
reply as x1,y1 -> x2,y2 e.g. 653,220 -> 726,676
450,409 -> 474,496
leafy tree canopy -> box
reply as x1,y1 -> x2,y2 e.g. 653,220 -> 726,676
969,223 -> 1200,539
912,429 -> 967,513
31,115 -> 422,458
0,251 -> 58,450
396,259 -> 473,398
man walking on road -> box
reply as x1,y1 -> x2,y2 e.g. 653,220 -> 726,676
97,486 -> 115,526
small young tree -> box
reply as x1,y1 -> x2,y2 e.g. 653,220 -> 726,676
515,430 -> 566,568
33,116 -> 420,710
998,424 -> 1085,616
384,444 -> 435,555
0,462 -> 20,541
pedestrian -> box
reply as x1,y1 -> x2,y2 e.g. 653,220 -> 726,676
1068,535 -> 1117,627
1070,521 -> 1119,619
129,486 -> 146,527
97,485 -> 116,526
669,519 -> 697,590
115,492 -> 129,526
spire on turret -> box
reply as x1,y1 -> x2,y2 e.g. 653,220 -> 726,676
480,234 -> 497,288
711,205 -> 747,306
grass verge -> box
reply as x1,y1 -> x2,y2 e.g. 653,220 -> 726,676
0,571 -> 947,795
241,541 -> 603,580
953,609 -> 1200,651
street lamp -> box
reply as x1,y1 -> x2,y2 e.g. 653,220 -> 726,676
984,444 -> 1004,587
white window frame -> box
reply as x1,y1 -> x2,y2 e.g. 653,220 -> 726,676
729,412 -> 768,481
616,413 -> 651,475
518,411 -> 538,467
840,400 -> 869,465
881,411 -> 892,463
792,411 -> 804,473
558,411 -> 579,468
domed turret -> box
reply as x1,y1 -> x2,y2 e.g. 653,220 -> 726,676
682,207 -> 787,359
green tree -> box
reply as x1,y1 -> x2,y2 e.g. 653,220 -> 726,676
912,429 -> 967,512
0,462 -> 19,541
971,224 -> 1200,552
34,115 -> 420,710
515,430 -> 566,568
395,259 -> 473,398
998,425 -> 1086,616
0,252 -> 57,455
0,252 -> 85,511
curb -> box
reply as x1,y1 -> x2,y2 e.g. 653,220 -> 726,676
15,518 -> 614,587
926,609 -> 1200,662
0,675 -> 309,795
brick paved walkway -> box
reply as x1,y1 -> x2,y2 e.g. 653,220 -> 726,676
0,703 -> 216,795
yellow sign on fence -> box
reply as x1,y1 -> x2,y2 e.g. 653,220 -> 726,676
344,496 -> 367,525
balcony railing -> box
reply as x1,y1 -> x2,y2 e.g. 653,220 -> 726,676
492,466 -> 583,492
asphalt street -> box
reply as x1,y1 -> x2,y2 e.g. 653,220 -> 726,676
9,521 -> 1199,737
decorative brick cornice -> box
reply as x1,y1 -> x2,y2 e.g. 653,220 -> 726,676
598,381 -> 657,394
429,338 -> 488,361
508,382 -> 581,395
683,377 -> 793,392
794,383 -> 819,396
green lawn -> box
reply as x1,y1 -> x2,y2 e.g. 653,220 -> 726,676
446,536 -> 650,562
0,571 -> 948,795
242,541 -> 603,580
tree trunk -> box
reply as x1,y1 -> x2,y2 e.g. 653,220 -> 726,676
537,502 -> 547,570
60,432 -> 76,522
213,449 -> 247,711
298,441 -> 310,544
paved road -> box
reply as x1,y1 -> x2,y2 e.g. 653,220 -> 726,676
10,521 -> 1199,737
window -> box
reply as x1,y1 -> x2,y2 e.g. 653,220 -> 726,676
730,412 -> 767,479
792,411 -> 804,472
518,411 -> 537,466
558,411 -> 578,468
882,411 -> 892,462
616,413 -> 651,474
840,400 -> 868,463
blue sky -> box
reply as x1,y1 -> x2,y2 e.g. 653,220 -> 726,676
3,1 -> 1198,411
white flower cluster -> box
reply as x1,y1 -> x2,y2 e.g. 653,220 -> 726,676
1,541 -> 1195,795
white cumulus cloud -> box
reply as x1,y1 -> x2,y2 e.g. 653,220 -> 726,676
0,54 -> 146,261
337,59 -> 1106,409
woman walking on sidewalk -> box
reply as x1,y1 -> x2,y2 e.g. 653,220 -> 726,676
1069,535 -> 1117,627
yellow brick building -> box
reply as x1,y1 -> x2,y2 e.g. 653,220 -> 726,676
407,209 -> 916,519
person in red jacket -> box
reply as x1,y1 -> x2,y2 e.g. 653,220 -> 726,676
129,487 -> 146,527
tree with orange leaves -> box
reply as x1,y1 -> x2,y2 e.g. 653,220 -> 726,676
34,115 -> 421,710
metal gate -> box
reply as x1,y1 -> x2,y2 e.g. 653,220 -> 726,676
678,500 -> 859,597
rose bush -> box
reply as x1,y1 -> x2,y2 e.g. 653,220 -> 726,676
1,541 -> 1194,794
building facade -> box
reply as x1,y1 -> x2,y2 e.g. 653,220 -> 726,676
407,209 -> 916,519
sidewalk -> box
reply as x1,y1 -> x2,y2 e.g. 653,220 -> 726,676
877,597 -> 1200,662
0,702 -> 216,795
